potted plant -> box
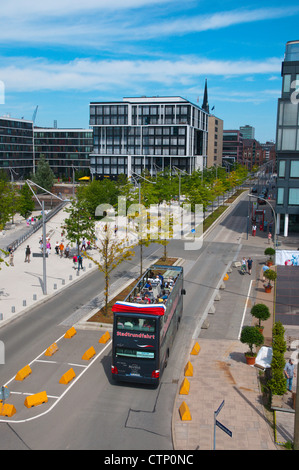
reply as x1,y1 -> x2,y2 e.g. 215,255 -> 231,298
240,325 -> 264,365
264,247 -> 275,266
263,269 -> 277,293
250,303 -> 270,333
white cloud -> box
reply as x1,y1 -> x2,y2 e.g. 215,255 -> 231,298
0,56 -> 282,93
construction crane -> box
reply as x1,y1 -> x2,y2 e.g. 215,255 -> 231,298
32,105 -> 38,124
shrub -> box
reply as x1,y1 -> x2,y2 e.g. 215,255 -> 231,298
264,269 -> 277,287
250,303 -> 270,328
264,247 -> 275,260
240,326 -> 264,356
267,321 -> 287,396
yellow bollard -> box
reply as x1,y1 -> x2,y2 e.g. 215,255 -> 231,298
184,361 -> 193,377
45,343 -> 59,356
59,368 -> 76,385
190,342 -> 200,355
0,403 -> 17,417
179,401 -> 192,421
99,331 -> 110,344
24,391 -> 48,409
82,346 -> 96,361
64,327 -> 76,339
179,378 -> 190,395
15,365 -> 32,381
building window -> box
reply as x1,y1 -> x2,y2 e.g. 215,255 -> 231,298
277,188 -> 284,205
282,128 -> 296,150
278,160 -> 286,177
283,102 -> 298,126
290,160 -> 299,177
289,188 -> 299,205
283,74 -> 291,93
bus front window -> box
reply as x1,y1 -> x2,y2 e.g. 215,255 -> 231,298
116,316 -> 155,332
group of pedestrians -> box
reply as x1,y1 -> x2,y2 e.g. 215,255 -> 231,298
241,256 -> 253,275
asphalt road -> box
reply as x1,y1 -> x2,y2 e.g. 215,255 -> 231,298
0,195 -> 248,450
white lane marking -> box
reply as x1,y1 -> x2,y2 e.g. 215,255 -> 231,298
0,336 -> 112,423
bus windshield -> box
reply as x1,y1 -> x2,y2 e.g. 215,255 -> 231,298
116,315 -> 155,333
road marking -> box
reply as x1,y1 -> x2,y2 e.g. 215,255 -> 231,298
0,335 -> 112,424
238,279 -> 253,340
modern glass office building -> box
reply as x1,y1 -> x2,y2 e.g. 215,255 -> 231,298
34,128 -> 93,179
276,40 -> 299,235
89,96 -> 208,179
0,116 -> 34,178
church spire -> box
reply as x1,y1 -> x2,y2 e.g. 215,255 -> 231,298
202,78 -> 209,114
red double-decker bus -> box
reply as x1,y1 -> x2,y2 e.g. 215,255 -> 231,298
111,264 -> 185,385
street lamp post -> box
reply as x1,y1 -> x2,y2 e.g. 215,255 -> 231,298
248,193 -> 278,247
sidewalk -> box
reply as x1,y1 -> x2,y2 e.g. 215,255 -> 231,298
172,225 -> 298,450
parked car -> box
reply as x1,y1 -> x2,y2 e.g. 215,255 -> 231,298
251,186 -> 258,193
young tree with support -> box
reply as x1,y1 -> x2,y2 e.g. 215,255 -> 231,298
84,225 -> 134,317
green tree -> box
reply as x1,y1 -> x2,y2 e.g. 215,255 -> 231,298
62,199 -> 95,255
32,155 -> 55,192
17,183 -> 35,219
84,225 -> 134,316
0,180 -> 17,230
76,179 -> 120,218
240,325 -> 264,357
250,304 -> 271,329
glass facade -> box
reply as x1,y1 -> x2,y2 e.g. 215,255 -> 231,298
276,40 -> 299,232
89,97 -> 208,179
34,128 -> 93,178
0,117 -> 34,178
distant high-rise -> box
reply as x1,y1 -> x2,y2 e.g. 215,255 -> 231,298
275,40 -> 299,236
240,125 -> 255,140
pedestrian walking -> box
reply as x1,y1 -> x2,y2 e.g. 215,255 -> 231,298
252,224 -> 257,236
55,241 -> 59,254
25,245 -> 31,263
284,359 -> 296,392
78,254 -> 83,270
46,241 -> 51,255
9,249 -> 14,266
73,254 -> 78,269
59,242 -> 64,258
247,257 -> 253,275
241,257 -> 247,274
268,232 -> 272,244
81,237 -> 86,251
65,245 -> 70,258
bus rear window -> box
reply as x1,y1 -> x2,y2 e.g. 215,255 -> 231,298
116,315 -> 155,333
115,347 -> 155,360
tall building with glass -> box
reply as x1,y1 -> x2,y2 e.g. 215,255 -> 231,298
89,96 -> 208,179
276,40 -> 299,236
0,116 -> 34,179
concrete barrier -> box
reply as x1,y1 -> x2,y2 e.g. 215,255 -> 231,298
15,365 -> 32,381
191,342 -> 200,355
82,346 -> 96,361
64,327 -> 76,339
99,331 -> 110,344
179,378 -> 190,395
184,361 -> 193,377
0,402 -> 17,417
179,401 -> 192,421
59,368 -> 76,385
24,391 -> 48,408
45,343 -> 59,357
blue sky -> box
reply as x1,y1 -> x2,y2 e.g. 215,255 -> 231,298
0,0 -> 299,142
